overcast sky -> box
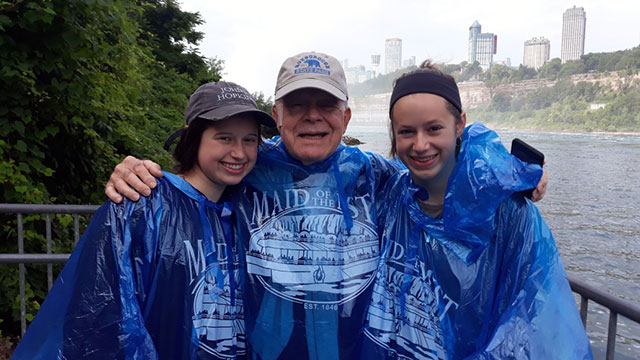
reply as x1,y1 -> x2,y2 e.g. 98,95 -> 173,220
179,0 -> 640,97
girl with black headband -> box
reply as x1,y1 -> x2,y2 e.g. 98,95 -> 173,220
360,61 -> 592,359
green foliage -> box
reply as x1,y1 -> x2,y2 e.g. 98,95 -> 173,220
537,58 -> 562,79
455,61 -> 483,82
252,92 -> 279,139
439,63 -> 463,75
557,60 -> 587,78
348,66 -> 417,97
489,93 -> 511,112
481,64 -> 512,87
0,0 -> 223,337
2,0 -> 144,204
509,65 -> 537,82
455,45 -> 640,132
470,80 -> 640,132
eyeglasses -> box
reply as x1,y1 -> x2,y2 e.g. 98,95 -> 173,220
282,100 -> 344,117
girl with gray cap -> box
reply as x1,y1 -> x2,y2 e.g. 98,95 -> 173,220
12,81 -> 276,359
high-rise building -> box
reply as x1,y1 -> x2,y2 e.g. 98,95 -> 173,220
371,54 -> 381,76
561,6 -> 586,64
384,38 -> 402,74
403,56 -> 416,68
345,65 -> 374,84
493,58 -> 512,68
468,20 -> 497,70
523,37 -> 550,70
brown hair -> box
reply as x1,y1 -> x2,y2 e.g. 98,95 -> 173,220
173,117 -> 262,174
388,60 -> 463,158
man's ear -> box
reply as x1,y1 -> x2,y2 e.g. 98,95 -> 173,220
272,104 -> 283,130
342,107 -> 352,134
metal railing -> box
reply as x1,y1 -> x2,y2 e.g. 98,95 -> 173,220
568,274 -> 640,360
0,203 -> 99,335
1,203 -> 639,359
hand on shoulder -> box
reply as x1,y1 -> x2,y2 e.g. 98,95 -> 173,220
105,156 -> 163,203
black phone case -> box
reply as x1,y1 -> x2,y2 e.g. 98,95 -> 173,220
510,138 -> 544,198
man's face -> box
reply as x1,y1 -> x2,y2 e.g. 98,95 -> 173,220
274,88 -> 351,165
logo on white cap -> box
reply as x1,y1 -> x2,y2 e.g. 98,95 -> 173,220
294,54 -> 331,76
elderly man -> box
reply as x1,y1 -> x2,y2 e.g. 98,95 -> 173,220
105,51 -> 548,359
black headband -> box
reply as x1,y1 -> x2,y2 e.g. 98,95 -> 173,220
389,71 -> 462,117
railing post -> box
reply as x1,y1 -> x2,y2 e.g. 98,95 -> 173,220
580,294 -> 588,328
17,213 -> 26,336
606,311 -> 617,360
74,214 -> 80,245
46,214 -> 53,290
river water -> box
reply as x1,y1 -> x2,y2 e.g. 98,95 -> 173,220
345,124 -> 640,359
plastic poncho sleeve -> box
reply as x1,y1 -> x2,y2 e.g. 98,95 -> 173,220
363,122 -> 591,360
12,201 -> 158,360
465,195 -> 592,359
367,151 -> 404,193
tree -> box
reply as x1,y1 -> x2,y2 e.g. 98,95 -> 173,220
439,63 -> 462,76
0,0 -> 224,338
252,92 -> 279,138
457,61 -> 482,82
557,59 -> 586,78
537,58 -> 562,79
349,65 -> 416,97
509,65 -> 537,82
140,0 -> 206,80
490,93 -> 512,112
481,64 -> 513,87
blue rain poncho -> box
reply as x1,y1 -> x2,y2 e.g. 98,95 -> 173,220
232,139 -> 400,360
12,172 -> 245,360
361,123 -> 593,359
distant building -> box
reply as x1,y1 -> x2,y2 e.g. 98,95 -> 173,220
403,56 -> 416,67
561,6 -> 586,64
371,54 -> 381,76
524,37 -> 550,70
493,57 -> 513,68
345,65 -> 374,84
384,38 -> 402,74
468,20 -> 497,70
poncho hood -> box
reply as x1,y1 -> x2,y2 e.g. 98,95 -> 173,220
394,122 -> 543,264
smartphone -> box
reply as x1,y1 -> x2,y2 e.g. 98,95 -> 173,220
510,138 -> 545,199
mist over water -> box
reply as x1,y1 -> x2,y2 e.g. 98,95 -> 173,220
345,124 -> 640,358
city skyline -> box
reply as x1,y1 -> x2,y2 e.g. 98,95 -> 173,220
179,0 -> 640,96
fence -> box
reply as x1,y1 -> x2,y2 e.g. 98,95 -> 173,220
1,203 -> 639,359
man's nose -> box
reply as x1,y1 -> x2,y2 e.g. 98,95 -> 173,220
304,103 -> 322,120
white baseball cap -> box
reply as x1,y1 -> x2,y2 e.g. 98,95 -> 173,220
274,51 -> 348,101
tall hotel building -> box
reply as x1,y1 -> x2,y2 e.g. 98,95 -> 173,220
384,38 -> 402,74
468,20 -> 497,70
561,6 -> 586,63
523,37 -> 550,70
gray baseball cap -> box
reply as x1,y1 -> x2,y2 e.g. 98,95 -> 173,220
164,81 -> 276,150
274,51 -> 348,101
